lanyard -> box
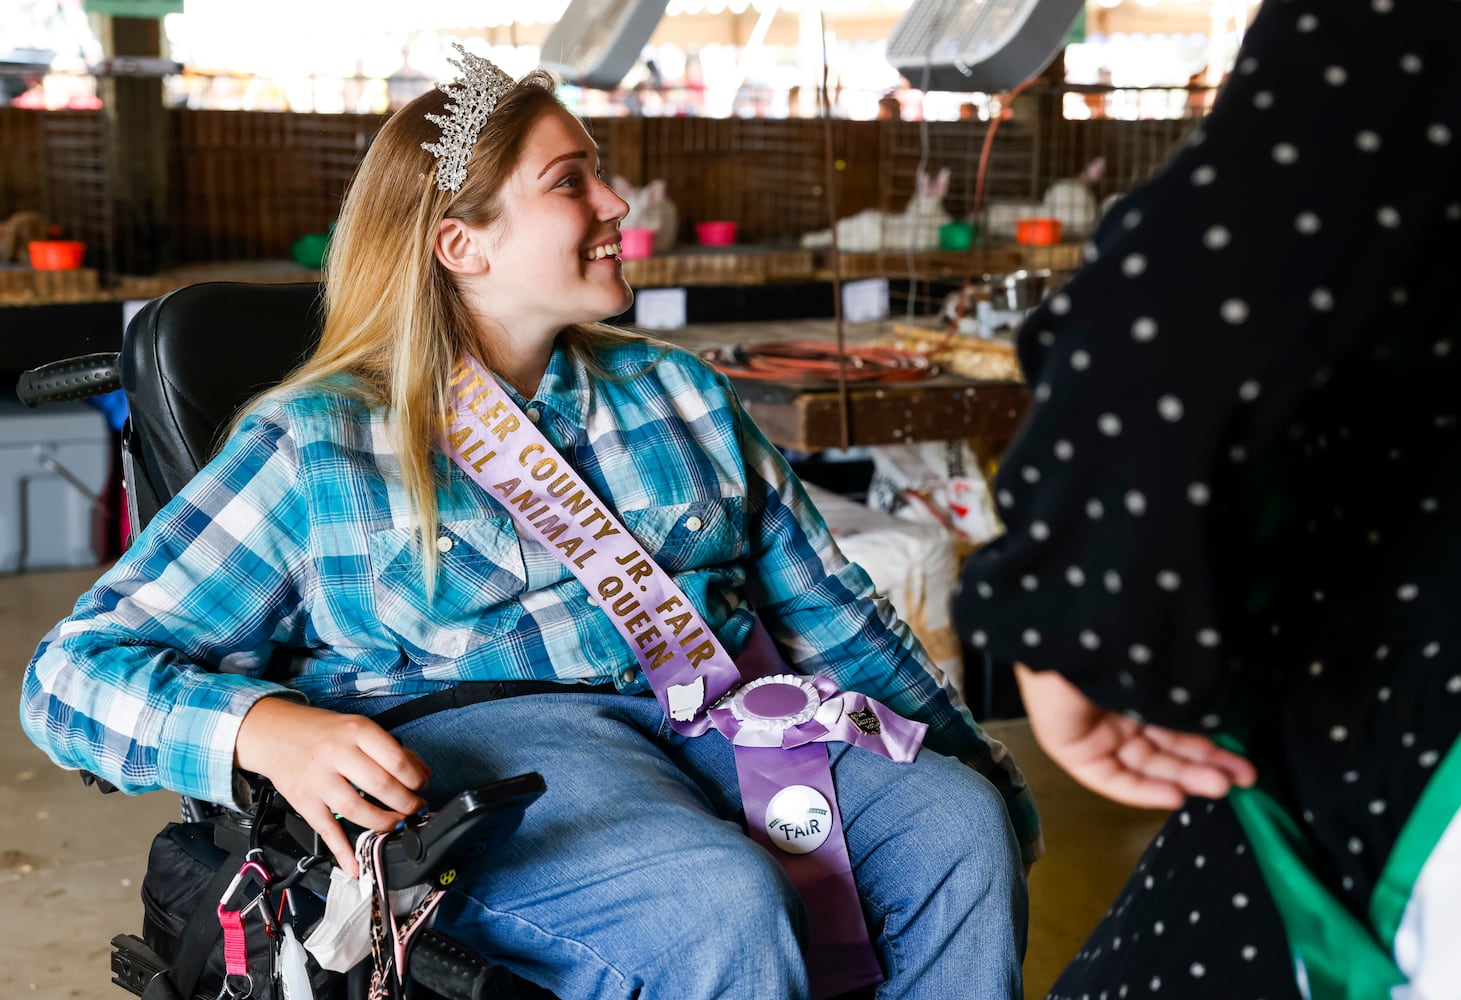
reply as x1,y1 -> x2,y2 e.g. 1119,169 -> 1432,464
440,354 -> 927,996
360,830 -> 446,1000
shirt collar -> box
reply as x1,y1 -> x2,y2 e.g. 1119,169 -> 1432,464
499,337 -> 590,429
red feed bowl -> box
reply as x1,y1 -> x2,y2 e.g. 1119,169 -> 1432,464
29,240 -> 86,270
696,221 -> 738,246
1015,218 -> 1061,246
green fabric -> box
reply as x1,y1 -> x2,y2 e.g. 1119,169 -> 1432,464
1225,781 -> 1405,999
1214,733 -> 1406,999
1216,731 -> 1461,998
1370,734 -> 1461,947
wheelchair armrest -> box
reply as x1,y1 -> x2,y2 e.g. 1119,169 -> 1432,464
284,772 -> 547,888
17,352 -> 122,406
80,770 -> 120,794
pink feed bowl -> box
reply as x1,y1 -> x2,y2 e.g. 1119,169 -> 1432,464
619,227 -> 655,259
695,221 -> 738,246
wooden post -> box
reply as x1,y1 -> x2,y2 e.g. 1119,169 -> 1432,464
97,16 -> 170,276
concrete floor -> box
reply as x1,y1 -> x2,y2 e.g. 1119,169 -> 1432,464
2,566 -> 1167,999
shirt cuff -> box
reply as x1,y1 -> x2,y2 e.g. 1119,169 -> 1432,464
157,674 -> 304,806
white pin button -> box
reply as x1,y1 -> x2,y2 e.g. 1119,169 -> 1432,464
435,535 -> 454,553
620,668 -> 638,684
685,516 -> 704,531
764,784 -> 833,855
525,407 -> 542,422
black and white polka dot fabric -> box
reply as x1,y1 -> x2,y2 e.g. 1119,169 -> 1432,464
1047,798 -> 1298,1000
953,1 -> 1461,994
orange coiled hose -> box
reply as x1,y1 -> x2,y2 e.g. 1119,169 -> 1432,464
699,341 -> 939,384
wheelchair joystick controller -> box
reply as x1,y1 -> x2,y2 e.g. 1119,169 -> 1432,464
281,772 -> 547,887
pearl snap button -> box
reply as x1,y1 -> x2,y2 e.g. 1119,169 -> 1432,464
525,407 -> 542,422
621,668 -> 638,684
685,516 -> 704,531
435,535 -> 454,553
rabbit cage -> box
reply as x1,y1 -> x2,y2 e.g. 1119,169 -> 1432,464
0,90 -> 1202,297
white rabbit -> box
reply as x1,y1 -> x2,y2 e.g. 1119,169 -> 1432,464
984,157 -> 1106,241
801,167 -> 952,252
1038,156 -> 1104,239
612,176 -> 680,253
983,200 -> 1045,239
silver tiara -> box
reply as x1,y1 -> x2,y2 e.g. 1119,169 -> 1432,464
421,43 -> 516,193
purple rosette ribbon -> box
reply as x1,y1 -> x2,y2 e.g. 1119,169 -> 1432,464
708,673 -> 927,761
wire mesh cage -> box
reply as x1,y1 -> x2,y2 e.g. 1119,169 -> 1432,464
1,80 -> 1209,298
37,111 -> 111,273
637,116 -> 828,247
169,110 -> 382,264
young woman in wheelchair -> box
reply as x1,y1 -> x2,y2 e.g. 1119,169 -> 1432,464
21,50 -> 1039,999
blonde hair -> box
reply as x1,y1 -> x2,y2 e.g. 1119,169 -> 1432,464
253,70 -> 646,589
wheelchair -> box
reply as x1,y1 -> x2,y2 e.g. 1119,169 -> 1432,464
18,282 -> 554,1000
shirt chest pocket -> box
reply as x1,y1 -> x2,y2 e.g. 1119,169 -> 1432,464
620,497 -> 745,574
369,517 -> 525,661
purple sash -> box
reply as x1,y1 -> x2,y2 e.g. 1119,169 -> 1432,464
441,356 -> 927,996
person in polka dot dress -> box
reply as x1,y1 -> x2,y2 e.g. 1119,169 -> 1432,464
954,1 -> 1461,997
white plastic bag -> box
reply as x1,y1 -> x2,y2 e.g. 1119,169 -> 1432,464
277,922 -> 315,1000
866,441 -> 1003,546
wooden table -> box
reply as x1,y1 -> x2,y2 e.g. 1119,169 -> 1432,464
663,318 -> 1030,454
5,302 -> 1030,456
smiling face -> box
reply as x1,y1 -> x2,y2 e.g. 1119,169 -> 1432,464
468,107 -> 633,344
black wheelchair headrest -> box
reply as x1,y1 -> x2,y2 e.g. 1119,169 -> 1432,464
121,282 -> 324,528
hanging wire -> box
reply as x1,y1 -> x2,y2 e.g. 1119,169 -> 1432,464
947,75 -> 1038,337
906,57 -> 935,325
818,6 -> 851,450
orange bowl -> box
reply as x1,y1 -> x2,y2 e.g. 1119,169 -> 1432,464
29,240 -> 86,270
695,221 -> 738,246
1015,218 -> 1061,246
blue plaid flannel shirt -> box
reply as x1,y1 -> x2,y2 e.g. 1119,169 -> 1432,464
20,339 -> 1041,862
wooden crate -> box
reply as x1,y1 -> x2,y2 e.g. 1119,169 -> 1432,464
621,246 -> 814,287
0,267 -> 100,304
111,261 -> 321,303
762,248 -> 815,282
1013,242 -> 1083,271
812,248 -> 1028,282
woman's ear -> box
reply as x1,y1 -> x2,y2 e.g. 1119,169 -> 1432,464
435,218 -> 489,274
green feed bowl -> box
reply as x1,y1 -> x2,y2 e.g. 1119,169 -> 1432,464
939,221 -> 979,251
292,232 -> 331,270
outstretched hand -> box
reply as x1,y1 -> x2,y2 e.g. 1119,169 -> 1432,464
234,697 -> 431,878
1015,663 -> 1256,810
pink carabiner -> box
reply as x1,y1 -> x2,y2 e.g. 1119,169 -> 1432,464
217,859 -> 272,919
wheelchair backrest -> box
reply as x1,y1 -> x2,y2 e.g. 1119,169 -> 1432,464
122,282 -> 323,530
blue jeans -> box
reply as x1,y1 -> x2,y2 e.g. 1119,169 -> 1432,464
393,692 -> 1026,999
